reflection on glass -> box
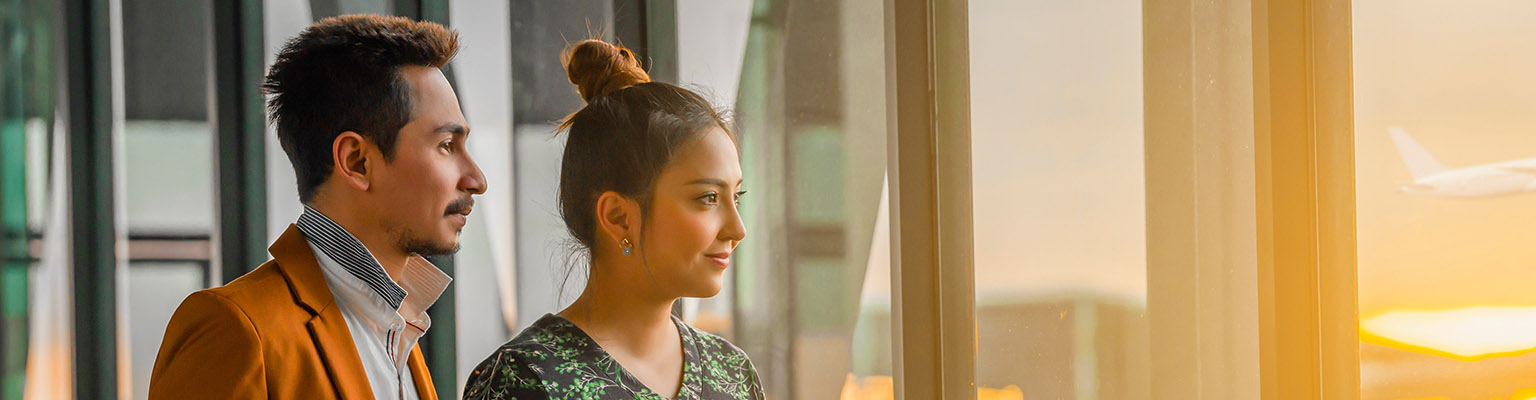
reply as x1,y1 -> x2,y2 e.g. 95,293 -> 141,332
970,0 -> 1148,398
3,0 -> 60,397
1354,1 -> 1536,399
729,0 -> 892,399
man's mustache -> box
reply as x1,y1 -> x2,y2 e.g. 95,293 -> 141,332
445,196 -> 474,216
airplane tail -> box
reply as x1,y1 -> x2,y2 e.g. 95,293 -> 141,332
1388,127 -> 1450,180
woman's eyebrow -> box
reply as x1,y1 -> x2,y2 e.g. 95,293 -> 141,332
686,178 -> 744,188
686,178 -> 727,188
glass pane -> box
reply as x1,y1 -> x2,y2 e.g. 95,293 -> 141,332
2,0 -> 60,396
125,263 -> 206,400
119,0 -> 217,398
1354,1 -> 1536,398
970,0 -> 1149,398
120,0 -> 217,245
729,1 -> 891,399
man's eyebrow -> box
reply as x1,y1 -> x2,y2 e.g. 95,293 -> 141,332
436,123 -> 468,136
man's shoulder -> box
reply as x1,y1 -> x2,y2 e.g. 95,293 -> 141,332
175,260 -> 309,327
206,260 -> 291,301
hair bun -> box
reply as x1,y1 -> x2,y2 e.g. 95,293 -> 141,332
563,39 -> 650,103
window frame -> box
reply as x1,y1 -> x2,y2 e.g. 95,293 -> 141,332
1252,0 -> 1359,398
883,0 -> 976,398
63,0 -> 121,397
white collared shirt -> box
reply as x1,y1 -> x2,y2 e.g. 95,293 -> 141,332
297,207 -> 452,400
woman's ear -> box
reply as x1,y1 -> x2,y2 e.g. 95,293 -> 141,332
595,191 -> 641,248
332,131 -> 372,191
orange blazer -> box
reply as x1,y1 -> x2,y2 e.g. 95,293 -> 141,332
148,224 -> 438,399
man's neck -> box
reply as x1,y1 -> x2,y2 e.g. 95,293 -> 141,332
305,201 -> 410,279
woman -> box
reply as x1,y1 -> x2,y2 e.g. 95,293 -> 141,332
462,39 -> 763,400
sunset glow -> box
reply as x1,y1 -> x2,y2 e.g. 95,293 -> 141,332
1363,306 -> 1536,359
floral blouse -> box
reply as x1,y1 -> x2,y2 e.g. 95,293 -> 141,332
462,314 -> 765,400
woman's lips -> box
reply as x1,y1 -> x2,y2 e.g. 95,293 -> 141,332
705,252 -> 730,268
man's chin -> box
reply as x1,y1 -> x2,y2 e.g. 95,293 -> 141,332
401,237 -> 460,257
425,242 -> 461,256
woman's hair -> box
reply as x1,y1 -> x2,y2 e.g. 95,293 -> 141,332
556,39 -> 733,259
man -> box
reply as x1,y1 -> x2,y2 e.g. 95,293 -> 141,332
148,14 -> 485,399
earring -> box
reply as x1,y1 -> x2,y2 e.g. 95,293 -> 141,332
621,238 -> 633,256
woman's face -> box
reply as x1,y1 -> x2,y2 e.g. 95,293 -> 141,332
638,126 -> 746,298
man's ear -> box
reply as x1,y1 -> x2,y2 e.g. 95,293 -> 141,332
595,191 -> 640,248
332,131 -> 372,192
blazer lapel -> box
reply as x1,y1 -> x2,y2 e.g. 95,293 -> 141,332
271,224 -> 333,315
271,224 -> 374,399
407,345 -> 438,400
308,313 -> 375,399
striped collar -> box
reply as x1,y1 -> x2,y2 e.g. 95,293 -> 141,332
295,205 -> 410,309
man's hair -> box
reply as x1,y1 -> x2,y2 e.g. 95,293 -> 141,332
263,14 -> 459,202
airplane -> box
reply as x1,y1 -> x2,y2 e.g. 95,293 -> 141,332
1388,127 -> 1536,197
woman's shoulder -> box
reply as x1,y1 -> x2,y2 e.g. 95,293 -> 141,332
675,318 -> 765,400
461,315 -> 585,399
479,316 -> 578,363
676,320 -> 754,364
462,343 -> 548,400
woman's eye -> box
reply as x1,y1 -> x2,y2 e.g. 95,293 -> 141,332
734,190 -> 747,205
699,193 -> 719,205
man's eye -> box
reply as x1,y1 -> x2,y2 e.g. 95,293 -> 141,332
440,140 -> 454,151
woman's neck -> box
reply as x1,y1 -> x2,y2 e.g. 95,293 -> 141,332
558,262 -> 679,356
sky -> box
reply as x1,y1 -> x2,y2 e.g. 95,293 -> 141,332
968,0 -> 1148,304
1354,0 -> 1536,317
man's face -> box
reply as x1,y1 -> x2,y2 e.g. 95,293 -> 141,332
371,65 -> 486,256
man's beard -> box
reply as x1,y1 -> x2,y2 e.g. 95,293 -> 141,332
391,196 -> 472,257
397,230 -> 459,256
388,224 -> 461,257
